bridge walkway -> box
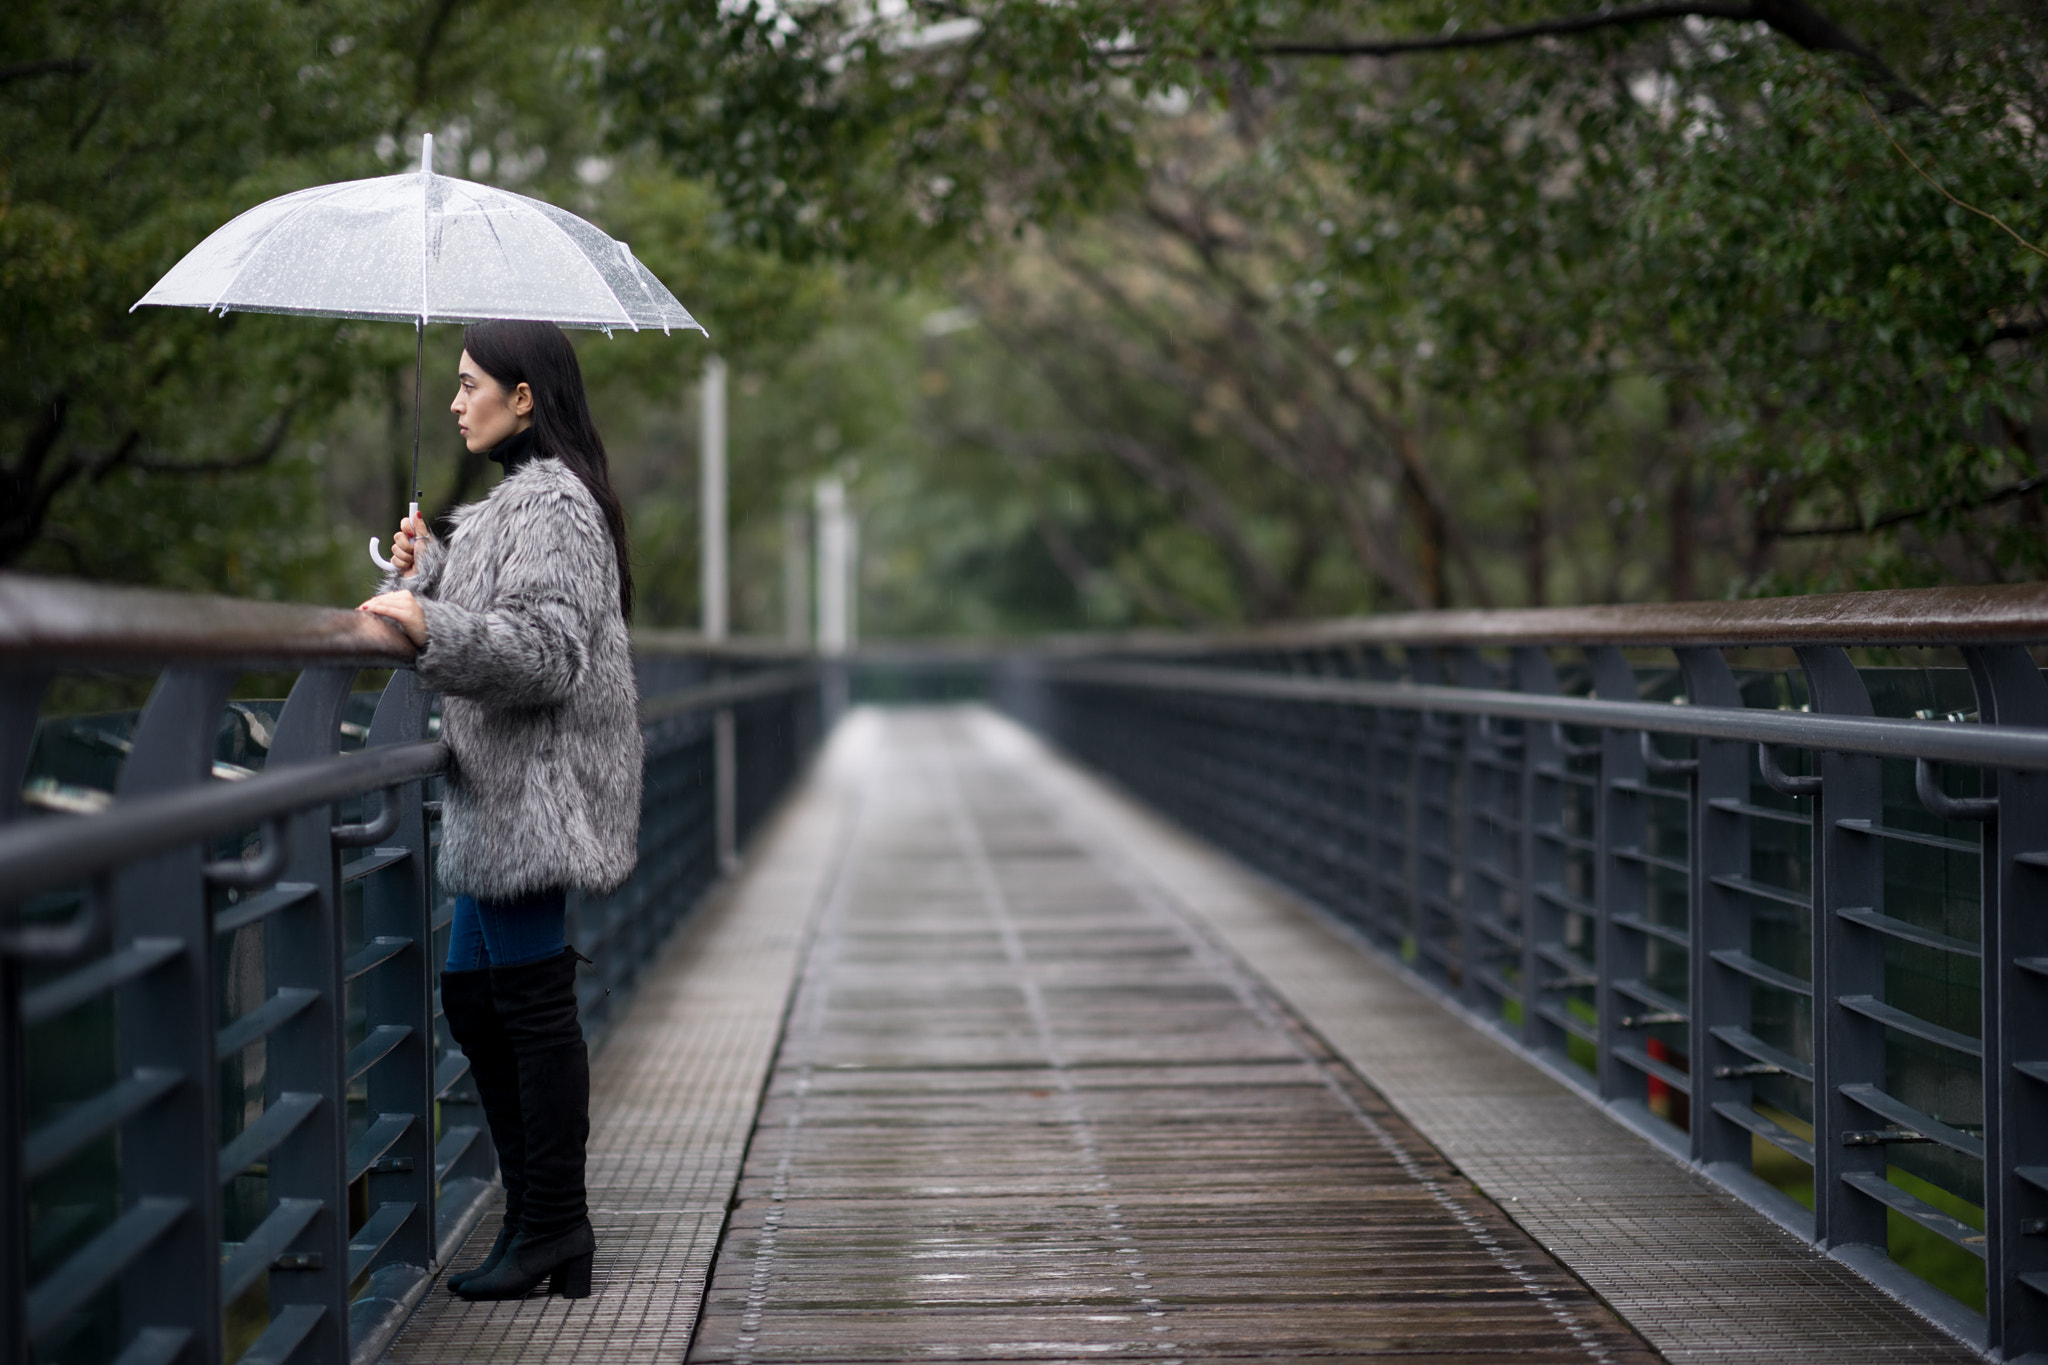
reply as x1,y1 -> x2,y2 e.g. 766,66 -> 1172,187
384,707 -> 1975,1364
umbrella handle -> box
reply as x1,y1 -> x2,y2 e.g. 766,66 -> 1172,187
368,501 -> 421,573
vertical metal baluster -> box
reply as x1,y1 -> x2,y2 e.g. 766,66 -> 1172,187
1,666 -> 47,1365
1452,648 -> 1496,1014
0,669 -> 46,827
262,665 -> 357,1365
1516,648 -> 1567,1056
114,665 -> 237,1365
1965,644 -> 2048,1357
0,948 -> 18,1365
1409,649 -> 1453,986
0,938 -> 18,1365
1679,648 -> 1750,1166
1796,646 -> 1887,1255
1590,647 -> 1644,1108
724,699 -> 749,879
1355,648 -> 1399,951
1335,648 -> 1373,939
1396,650 -> 1424,966
357,671 -> 437,1320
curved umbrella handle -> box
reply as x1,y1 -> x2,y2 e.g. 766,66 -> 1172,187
368,500 -> 420,573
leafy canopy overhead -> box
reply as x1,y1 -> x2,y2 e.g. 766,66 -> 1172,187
6,0 -> 2045,628
615,0 -> 2048,604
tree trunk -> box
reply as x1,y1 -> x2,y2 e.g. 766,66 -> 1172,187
1406,468 -> 1449,609
1523,425 -> 1548,607
1668,455 -> 1696,601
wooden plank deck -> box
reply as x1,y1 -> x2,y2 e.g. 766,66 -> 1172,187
687,711 -> 1655,1363
382,705 -> 1981,1364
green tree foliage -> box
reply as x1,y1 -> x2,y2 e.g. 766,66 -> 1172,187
616,0 -> 2048,612
8,0 -> 2044,632
2,0 -> 833,605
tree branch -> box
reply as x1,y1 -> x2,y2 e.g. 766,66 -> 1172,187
1107,0 -> 1924,113
413,0 -> 465,108
0,57 -> 92,86
127,411 -> 291,475
1772,477 -> 2047,537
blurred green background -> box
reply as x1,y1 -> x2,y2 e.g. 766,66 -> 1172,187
6,0 -> 2046,636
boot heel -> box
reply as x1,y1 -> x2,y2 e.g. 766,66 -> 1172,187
551,1250 -> 593,1298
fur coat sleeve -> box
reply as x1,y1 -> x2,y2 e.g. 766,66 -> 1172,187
409,477 -> 604,709
397,457 -> 644,899
376,523 -> 447,600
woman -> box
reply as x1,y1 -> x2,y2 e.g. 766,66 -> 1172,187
359,319 -> 642,1302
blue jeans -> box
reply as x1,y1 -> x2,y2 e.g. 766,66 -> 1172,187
445,887 -> 568,970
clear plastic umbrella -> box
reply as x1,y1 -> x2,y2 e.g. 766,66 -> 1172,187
133,134 -> 706,567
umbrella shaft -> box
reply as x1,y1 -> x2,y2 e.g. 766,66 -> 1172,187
412,322 -> 423,504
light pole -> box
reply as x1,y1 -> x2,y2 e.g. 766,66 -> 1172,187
700,356 -> 736,871
783,500 -> 810,647
814,476 -> 853,721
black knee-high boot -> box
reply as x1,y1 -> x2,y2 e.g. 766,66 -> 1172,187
438,966 -> 527,1292
453,948 -> 594,1300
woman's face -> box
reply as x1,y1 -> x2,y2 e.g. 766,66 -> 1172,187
451,350 -> 534,453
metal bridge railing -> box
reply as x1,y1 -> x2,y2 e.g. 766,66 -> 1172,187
0,574 -> 820,1365
993,582 -> 2048,1361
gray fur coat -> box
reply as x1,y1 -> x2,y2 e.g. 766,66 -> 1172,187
383,457 -> 642,898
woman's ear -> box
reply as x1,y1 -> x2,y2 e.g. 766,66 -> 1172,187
512,382 -> 535,418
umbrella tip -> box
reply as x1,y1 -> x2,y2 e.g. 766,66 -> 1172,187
421,132 -> 434,175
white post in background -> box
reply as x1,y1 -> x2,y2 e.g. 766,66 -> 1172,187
845,511 -> 860,650
700,356 -> 737,872
815,476 -> 849,655
782,502 -> 810,646
699,356 -> 729,643
815,476 -> 852,722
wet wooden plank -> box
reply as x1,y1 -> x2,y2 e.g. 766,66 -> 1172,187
688,711 -> 1660,1363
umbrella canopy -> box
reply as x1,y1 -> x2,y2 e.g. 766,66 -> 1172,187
132,135 -> 706,569
133,135 -> 703,335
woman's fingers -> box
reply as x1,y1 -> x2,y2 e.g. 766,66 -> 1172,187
392,515 -> 426,575
354,590 -> 429,648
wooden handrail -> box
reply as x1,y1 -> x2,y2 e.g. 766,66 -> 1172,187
1028,581 -> 2048,653
10,571 -> 2047,665
0,574 -> 813,668
0,574 -> 416,668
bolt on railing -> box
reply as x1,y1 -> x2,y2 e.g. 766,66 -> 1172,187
0,575 -> 820,1365
992,582 -> 2048,1361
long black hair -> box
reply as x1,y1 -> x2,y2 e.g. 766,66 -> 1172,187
462,320 -> 633,621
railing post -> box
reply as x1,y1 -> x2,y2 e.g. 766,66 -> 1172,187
1797,646 -> 1887,1254
1408,649 -> 1457,987
715,706 -> 738,874
1680,648 -> 1750,1168
1452,649 -> 1501,1015
359,672 -> 438,1295
114,666 -> 237,1365
1966,644 -> 2048,1357
1354,648 -> 1402,952
0,941 -> 20,1365
0,947 -> 20,1365
0,667 -> 44,1365
1590,647 -> 1645,1108
1515,648 -> 1567,1057
262,665 -> 358,1365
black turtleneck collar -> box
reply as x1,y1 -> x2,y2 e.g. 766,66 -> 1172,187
489,426 -> 540,477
